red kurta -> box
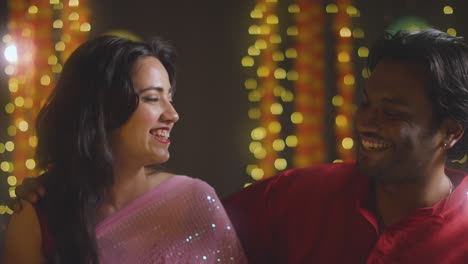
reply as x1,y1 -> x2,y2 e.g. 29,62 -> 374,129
223,162 -> 468,264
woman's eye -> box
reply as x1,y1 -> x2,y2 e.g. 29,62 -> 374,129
142,97 -> 159,102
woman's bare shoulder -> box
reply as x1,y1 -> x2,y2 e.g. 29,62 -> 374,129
3,200 -> 45,264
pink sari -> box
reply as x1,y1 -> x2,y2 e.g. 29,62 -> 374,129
96,176 -> 247,263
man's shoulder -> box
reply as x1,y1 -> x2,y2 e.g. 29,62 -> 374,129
268,161 -> 359,187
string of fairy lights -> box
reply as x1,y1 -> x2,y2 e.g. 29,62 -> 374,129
0,0 -> 90,215
243,1 -> 362,182
242,0 -> 465,183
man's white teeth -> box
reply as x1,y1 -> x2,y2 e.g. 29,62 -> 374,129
362,139 -> 390,150
151,129 -> 169,138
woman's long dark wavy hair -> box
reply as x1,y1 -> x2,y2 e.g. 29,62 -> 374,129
35,35 -> 176,263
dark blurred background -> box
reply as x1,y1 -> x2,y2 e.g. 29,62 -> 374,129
1,0 -> 467,256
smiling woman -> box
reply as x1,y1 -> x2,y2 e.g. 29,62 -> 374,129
2,36 -> 246,264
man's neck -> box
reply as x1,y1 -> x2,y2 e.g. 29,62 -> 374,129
374,168 -> 451,229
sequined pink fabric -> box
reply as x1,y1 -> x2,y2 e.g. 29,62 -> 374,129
96,176 -> 247,263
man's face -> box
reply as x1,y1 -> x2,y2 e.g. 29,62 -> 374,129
355,60 -> 444,183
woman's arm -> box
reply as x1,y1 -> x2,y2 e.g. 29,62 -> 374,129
3,201 -> 45,264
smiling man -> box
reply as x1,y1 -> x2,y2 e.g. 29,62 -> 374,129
224,29 -> 468,263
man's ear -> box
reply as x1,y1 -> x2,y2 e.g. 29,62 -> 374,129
442,118 -> 464,149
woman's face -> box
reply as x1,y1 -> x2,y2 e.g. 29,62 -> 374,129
110,56 -> 179,168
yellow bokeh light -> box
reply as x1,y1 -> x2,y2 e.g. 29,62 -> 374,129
291,112 -> 303,124
5,103 -> 15,114
333,159 -> 344,163
267,15 -> 279,24
353,28 -> 365,39
248,46 -> 260,56
8,79 -> 18,92
286,135 -> 298,147
257,66 -> 270,77
0,143 -> 4,153
285,48 -> 297,58
340,27 -> 352,37
287,26 -> 299,36
18,120 -> 29,132
22,28 -> 32,37
0,206 -> 5,214
1,162 -> 10,172
244,79 -> 257,89
272,51 -> 284,61
249,142 -> 262,154
50,0 -> 60,4
241,56 -> 254,67
270,34 -> 282,44
268,121 -> 281,133
5,141 -> 14,152
251,127 -> 267,140
273,139 -> 285,151
68,12 -> 80,21
80,22 -> 91,32
362,67 -> 371,78
248,108 -> 261,119
326,4 -> 338,13
40,74 -> 51,86
443,6 -> 454,15
338,51 -> 350,62
342,137 -> 354,149
53,19 -> 63,28
9,188 -> 16,198
281,90 -> 294,102
358,46 -> 369,57
25,159 -> 36,170
248,25 -> 261,35
48,55 -> 58,65
246,164 -> 257,175
7,176 -> 17,186
15,96 -> 25,107
270,103 -> 283,115
28,5 -> 39,14
447,28 -> 457,36
55,41 -> 66,51
251,168 -> 264,180
2,34 -> 12,43
274,68 -> 287,79
5,65 -> 15,75
52,64 -> 63,73
457,154 -> 467,164
250,9 -> 263,18
332,95 -> 344,107
29,136 -> 38,147
7,125 -> 16,136
254,148 -> 267,159
287,71 -> 299,81
288,4 -> 300,13
346,6 -> 359,17
274,86 -> 285,96
274,158 -> 287,170
335,115 -> 348,128
248,90 -> 261,102
344,74 -> 355,85
255,39 -> 267,49
69,0 -> 79,6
